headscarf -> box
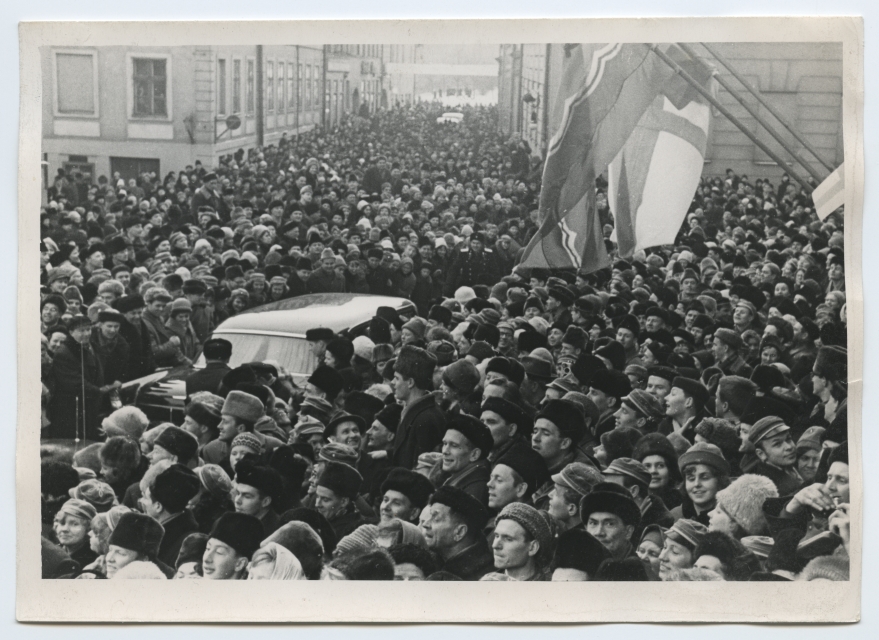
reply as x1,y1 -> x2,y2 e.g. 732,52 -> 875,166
248,542 -> 306,580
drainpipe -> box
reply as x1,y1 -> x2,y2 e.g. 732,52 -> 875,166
256,45 -> 264,146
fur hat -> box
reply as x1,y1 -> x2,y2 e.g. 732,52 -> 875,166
714,474 -> 778,536
813,345 -> 847,382
99,436 -> 142,470
154,426 -> 199,463
221,390 -> 265,423
429,486 -> 489,533
109,512 -> 165,559
594,557 -> 649,581
590,368 -> 632,399
537,399 -> 587,444
555,529 -> 611,577
235,459 -> 285,505
442,359 -> 480,394
176,533 -> 209,570
317,461 -> 363,500
151,464 -> 201,513
368,316 -> 392,343
393,345 -> 436,386
446,415 -> 493,459
101,406 -> 149,440
380,468 -> 435,511
112,560 -> 167,580
307,364 -> 344,400
599,427 -> 643,464
208,512 -> 264,560
185,401 -> 222,431
632,433 -> 681,483
374,403 -> 403,433
305,327 -> 335,342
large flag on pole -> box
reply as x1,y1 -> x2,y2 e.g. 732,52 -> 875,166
811,163 -> 845,220
608,53 -> 715,257
518,43 -> 691,273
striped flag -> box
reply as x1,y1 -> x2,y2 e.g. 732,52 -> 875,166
608,53 -> 715,257
518,43 -> 685,272
812,163 -> 845,220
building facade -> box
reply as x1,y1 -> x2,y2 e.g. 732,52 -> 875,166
41,45 -> 387,188
497,42 -> 843,180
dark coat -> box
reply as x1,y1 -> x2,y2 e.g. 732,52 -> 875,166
391,394 -> 446,471
185,362 -> 232,396
432,460 -> 491,508
328,504 -> 367,540
751,461 -> 803,498
157,509 -> 200,569
46,337 -> 105,440
90,328 -> 131,384
440,538 -> 495,581
307,269 -> 346,294
260,509 -> 282,537
119,318 -> 155,380
443,248 -> 503,297
141,308 -> 185,368
365,265 -> 396,296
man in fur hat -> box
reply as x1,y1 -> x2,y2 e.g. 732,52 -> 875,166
390,346 -> 445,470
422,486 -> 494,581
378,468 -> 435,524
314,461 -> 366,539
140,463 -> 201,568
430,415 -> 494,507
202,512 -> 264,580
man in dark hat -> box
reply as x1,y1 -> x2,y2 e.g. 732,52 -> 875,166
185,338 -> 233,396
530,399 -> 594,510
660,377 -> 710,441
365,248 -> 395,296
306,364 -> 344,403
423,486 -> 494,581
551,528 -> 612,581
305,327 -> 335,364
481,396 -> 531,463
113,294 -> 155,380
378,467 -> 435,524
105,511 -> 172,578
616,314 -> 643,367
314,461 -> 366,538
645,365 -> 677,404
233,458 -> 285,536
391,345 -> 445,470
443,231 -> 502,297
713,327 -> 752,378
190,172 -> 220,218
140,463 -> 201,568
588,369 -> 633,438
580,482 -> 642,560
90,308 -> 131,387
431,415 -> 493,507
202,512 -> 264,580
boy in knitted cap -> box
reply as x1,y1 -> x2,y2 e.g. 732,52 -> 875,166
229,432 -> 264,471
485,502 -> 557,581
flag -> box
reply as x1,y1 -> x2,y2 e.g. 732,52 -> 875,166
518,43 -> 686,273
608,52 -> 715,257
811,163 -> 845,220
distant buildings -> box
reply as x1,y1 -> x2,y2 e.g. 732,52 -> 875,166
497,43 -> 843,179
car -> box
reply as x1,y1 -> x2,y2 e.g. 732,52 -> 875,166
127,293 -> 416,423
436,112 -> 464,124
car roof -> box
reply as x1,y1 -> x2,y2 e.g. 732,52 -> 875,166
215,293 -> 415,337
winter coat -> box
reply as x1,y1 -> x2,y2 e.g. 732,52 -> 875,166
157,509 -> 200,569
119,318 -> 155,380
185,362 -> 232,396
443,247 -> 503,297
46,336 -> 105,440
141,308 -> 185,368
307,269 -> 346,294
90,328 -> 131,384
391,393 -> 446,471
431,459 -> 491,507
439,538 -> 495,581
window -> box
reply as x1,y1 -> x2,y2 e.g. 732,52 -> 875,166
266,61 -> 274,112
305,64 -> 312,109
287,63 -> 295,110
132,57 -> 167,117
313,67 -> 319,112
298,63 -> 303,110
246,59 -> 255,114
217,58 -> 227,115
232,60 -> 241,113
55,51 -> 96,115
277,62 -> 285,113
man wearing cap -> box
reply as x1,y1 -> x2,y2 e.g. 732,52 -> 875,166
305,327 -> 335,364
545,462 -> 602,533
588,368 -> 633,439
185,338 -> 233,396
314,461 -> 366,538
747,416 -> 802,497
233,459 -> 285,536
305,363 -> 344,403
602,457 -> 675,538
613,389 -> 665,434
202,512 -> 264,580
90,309 -> 131,387
809,345 -> 848,431
530,400 -> 594,510
616,314 -> 643,367
139,463 -> 201,568
443,231 -> 502,297
431,415 -> 493,507
422,486 -> 494,581
713,328 -> 752,378
580,482 -> 642,560
378,468 -> 435,524
733,299 -> 760,335
520,349 -> 555,409
307,248 -> 346,293
486,446 -> 548,537
481,396 -> 531,464
140,287 -> 180,368
202,390 -> 266,467
660,377 -> 710,441
485,502 -> 556,581
391,345 -> 446,470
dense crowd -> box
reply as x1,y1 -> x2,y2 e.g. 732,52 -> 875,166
39,103 -> 851,583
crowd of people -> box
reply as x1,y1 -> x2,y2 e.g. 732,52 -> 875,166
39,102 -> 851,584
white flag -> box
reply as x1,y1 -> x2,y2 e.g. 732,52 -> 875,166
812,163 -> 845,220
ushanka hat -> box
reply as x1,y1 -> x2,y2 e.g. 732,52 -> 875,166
208,512 -> 264,560
109,512 -> 165,559
445,415 -> 493,459
555,529 -> 611,577
154,426 -> 199,463
151,464 -> 201,513
380,468 -> 435,511
579,482 -> 641,527
394,345 -> 437,383
317,461 -> 363,499
429,486 -> 489,532
537,399 -> 587,443
221,390 -> 265,423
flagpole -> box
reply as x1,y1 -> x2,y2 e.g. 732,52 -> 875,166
699,42 -> 835,173
678,43 -> 827,183
647,44 -> 814,193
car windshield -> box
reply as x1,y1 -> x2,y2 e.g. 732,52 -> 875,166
194,333 -> 317,376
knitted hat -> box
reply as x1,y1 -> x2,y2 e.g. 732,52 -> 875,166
317,461 -> 363,499
154,426 -> 199,463
446,415 -> 493,459
798,554 -> 849,581
442,359 -> 480,394
221,390 -> 265,423
429,486 -> 489,532
231,432 -> 264,456
715,474 -> 778,536
621,389 -> 665,420
497,503 -> 557,562
208,512 -> 264,560
380,468 -> 435,511
109,512 -> 165,559
537,399 -> 587,443
555,529 -> 612,577
551,462 -> 603,498
57,498 -> 98,523
694,418 -> 741,459
176,533 -> 209,570
335,524 -> 380,557
151,464 -> 201,513
195,464 -> 233,499
678,442 -> 730,477
68,479 -> 117,513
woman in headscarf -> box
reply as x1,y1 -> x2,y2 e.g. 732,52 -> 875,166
247,542 -> 306,580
